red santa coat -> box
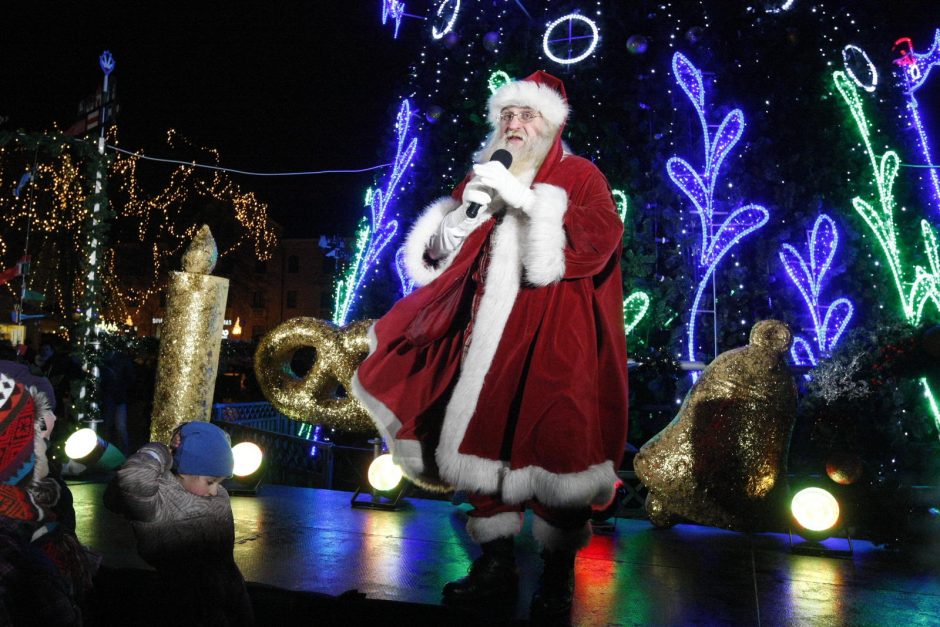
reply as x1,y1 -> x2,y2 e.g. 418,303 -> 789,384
352,129 -> 628,509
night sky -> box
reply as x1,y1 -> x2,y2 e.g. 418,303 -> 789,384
1,2 -> 938,238
0,2 -> 414,236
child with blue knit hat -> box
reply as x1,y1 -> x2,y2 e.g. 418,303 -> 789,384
105,421 -> 254,626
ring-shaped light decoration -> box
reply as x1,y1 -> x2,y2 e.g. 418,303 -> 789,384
542,14 -> 600,65
431,0 -> 460,40
842,45 -> 878,93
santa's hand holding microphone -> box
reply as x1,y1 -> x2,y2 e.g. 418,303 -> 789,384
426,175 -> 493,260
472,158 -> 536,214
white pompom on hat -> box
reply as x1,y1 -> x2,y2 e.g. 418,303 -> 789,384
487,70 -> 569,129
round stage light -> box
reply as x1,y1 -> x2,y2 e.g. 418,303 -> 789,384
232,442 -> 264,477
64,428 -> 126,471
791,487 -> 840,532
368,453 -> 403,492
65,428 -> 99,460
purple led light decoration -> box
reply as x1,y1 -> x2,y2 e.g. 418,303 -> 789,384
394,245 -> 415,296
667,52 -> 769,366
334,99 -> 417,325
381,0 -> 407,39
894,29 -> 940,215
778,214 -> 854,369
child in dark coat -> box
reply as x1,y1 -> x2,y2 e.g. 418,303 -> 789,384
106,421 -> 254,626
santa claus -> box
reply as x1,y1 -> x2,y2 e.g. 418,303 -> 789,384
351,71 -> 628,619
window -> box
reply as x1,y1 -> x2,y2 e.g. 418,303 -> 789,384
286,290 -> 298,309
252,291 -> 265,309
287,255 -> 300,273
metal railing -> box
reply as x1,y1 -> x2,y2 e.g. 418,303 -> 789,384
212,402 -> 335,489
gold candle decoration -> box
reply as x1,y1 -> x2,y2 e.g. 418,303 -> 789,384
634,320 -> 798,531
254,317 -> 376,432
150,225 -> 229,444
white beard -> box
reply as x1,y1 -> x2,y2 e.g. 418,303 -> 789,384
475,126 -> 555,176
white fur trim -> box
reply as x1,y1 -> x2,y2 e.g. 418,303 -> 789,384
488,81 -> 568,129
521,183 -> 568,286
402,196 -> 462,286
350,371 -> 447,492
532,515 -> 593,553
435,213 -> 524,494
502,461 -> 618,508
466,511 -> 524,543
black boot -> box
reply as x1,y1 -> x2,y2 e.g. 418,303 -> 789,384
442,537 -> 518,605
530,550 -> 576,619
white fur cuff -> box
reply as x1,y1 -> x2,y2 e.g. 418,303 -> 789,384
403,196 -> 461,286
522,183 -> 568,286
466,511 -> 524,543
532,515 -> 593,553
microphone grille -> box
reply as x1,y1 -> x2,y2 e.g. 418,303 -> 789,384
491,149 -> 513,169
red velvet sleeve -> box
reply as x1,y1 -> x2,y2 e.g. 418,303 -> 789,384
561,166 -> 624,280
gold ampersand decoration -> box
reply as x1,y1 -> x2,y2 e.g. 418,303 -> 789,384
254,318 -> 376,432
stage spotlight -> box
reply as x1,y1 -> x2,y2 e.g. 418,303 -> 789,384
788,486 -> 852,557
367,453 -> 403,492
224,441 -> 265,496
791,487 -> 840,534
352,439 -> 409,511
232,442 -> 263,477
63,428 -> 126,474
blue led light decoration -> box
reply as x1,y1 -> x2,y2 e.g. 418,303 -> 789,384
779,214 -> 854,369
394,245 -> 415,296
381,0 -> 407,39
666,52 -> 770,366
894,30 -> 940,216
333,99 -> 417,325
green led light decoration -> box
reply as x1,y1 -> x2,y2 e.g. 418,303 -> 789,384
612,188 -> 628,223
833,69 -> 940,434
487,70 -> 512,95
332,217 -> 371,325
832,71 -> 940,326
923,377 -> 940,434
623,290 -> 650,335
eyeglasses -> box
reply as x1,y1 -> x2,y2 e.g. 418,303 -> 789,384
499,110 -> 542,123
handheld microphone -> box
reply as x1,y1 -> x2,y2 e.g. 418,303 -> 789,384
466,149 -> 513,218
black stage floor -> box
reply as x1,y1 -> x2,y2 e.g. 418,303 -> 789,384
71,482 -> 940,626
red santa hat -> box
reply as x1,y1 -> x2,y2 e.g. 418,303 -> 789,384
487,70 -> 569,129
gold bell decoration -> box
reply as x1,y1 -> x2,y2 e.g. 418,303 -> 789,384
150,225 -> 229,444
634,320 -> 798,531
254,317 -> 376,432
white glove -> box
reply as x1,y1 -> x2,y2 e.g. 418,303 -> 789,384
472,161 -> 536,211
461,178 -> 492,213
427,183 -> 492,260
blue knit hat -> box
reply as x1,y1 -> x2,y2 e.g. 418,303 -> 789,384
173,422 -> 234,478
